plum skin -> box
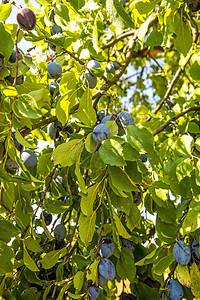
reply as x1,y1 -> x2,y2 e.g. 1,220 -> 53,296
100,237 -> 114,258
47,62 -> 62,79
87,60 -> 101,69
21,150 -> 38,168
167,279 -> 184,300
92,124 -> 110,143
49,82 -> 59,96
16,8 -> 36,31
54,224 -> 66,241
40,211 -> 52,226
98,258 -> 116,281
83,70 -> 97,89
173,240 -> 191,265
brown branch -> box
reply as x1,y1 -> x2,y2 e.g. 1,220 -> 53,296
153,106 -> 200,136
13,27 -> 20,88
20,116 -> 57,137
21,165 -> 57,239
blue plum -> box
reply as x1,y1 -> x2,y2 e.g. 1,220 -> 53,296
173,241 -> 191,265
101,115 -> 116,124
192,239 -> 200,260
40,211 -> 52,226
48,121 -> 62,139
98,273 -> 108,286
100,237 -> 114,258
54,224 -> 66,241
9,50 -> 23,63
140,153 -> 147,162
167,279 -> 184,300
49,82 -> 59,96
47,62 -> 62,79
111,61 -> 120,70
21,150 -> 38,168
118,111 -> 134,126
92,124 -> 110,142
83,70 -> 97,89
97,110 -> 106,122
83,281 -> 100,300
122,238 -> 135,251
87,60 -> 101,69
98,258 -> 115,281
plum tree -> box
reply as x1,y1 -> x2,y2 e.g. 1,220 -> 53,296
167,279 -> 184,300
47,62 -> 62,78
173,241 -> 191,266
21,150 -> 38,168
1,1 -> 200,299
16,8 -> 36,31
98,258 -> 116,281
53,224 -> 66,241
100,237 -> 114,258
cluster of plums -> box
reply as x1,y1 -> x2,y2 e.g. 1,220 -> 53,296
92,110 -> 134,143
166,239 -> 200,299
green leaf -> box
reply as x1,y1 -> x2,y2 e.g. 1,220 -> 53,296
145,30 -> 163,48
79,212 -> 96,246
176,264 -> 192,288
21,287 -> 41,300
15,130 -> 35,149
174,12 -> 193,56
74,271 -> 85,291
135,0 -> 161,15
41,250 -> 64,269
190,263 -> 200,298
85,132 -> 96,153
74,88 -> 96,127
0,4 -> 11,21
81,184 -> 100,216
93,17 -> 99,53
75,149 -> 87,194
0,241 -> 14,275
176,158 -> 193,182
175,135 -> 193,157
55,4 -> 70,24
44,199 -> 69,214
182,208 -> 200,234
17,94 -> 42,119
106,0 -> 134,33
0,23 -> 14,62
24,237 -> 43,253
122,143 -> 139,161
135,248 -> 158,266
53,139 -> 83,167
99,139 -> 126,166
153,253 -> 174,275
108,166 -> 137,192
126,203 -> 141,231
56,92 -> 70,126
116,248 -> 136,282
127,125 -> 154,153
80,0 -> 100,11
86,260 -> 99,282
23,245 -> 39,272
111,206 -> 131,239
189,60 -> 200,81
0,220 -> 20,240
37,152 -> 53,177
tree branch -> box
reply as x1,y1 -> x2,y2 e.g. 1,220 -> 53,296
20,116 -> 57,137
153,106 -> 200,136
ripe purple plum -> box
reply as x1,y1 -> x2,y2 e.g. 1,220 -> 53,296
100,237 -> 114,258
54,224 -> 66,241
118,111 -> 134,126
47,62 -> 62,79
83,70 -> 97,89
21,150 -> 38,168
87,60 -> 101,69
92,124 -> 110,143
173,241 -> 191,265
122,238 -> 135,251
16,8 -> 36,31
98,273 -> 108,286
83,281 -> 100,300
9,50 -> 23,63
192,239 -> 200,260
98,258 -> 115,281
167,279 -> 184,300
48,122 -> 62,139
40,211 -> 52,226
49,82 -> 59,97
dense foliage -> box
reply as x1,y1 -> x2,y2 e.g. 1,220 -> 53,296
0,0 -> 200,299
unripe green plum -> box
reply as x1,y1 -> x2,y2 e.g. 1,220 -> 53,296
54,224 -> 66,241
47,62 -> 62,79
21,150 -> 38,168
16,8 -> 36,31
92,124 -> 110,142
